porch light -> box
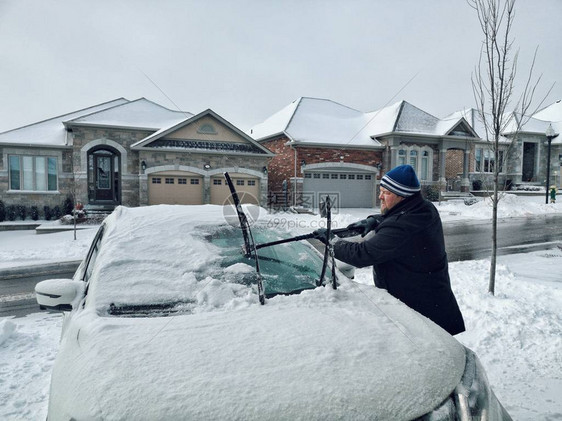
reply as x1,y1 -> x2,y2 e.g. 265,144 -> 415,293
204,164 -> 211,170
301,160 -> 306,166
262,166 -> 268,174
141,161 -> 147,172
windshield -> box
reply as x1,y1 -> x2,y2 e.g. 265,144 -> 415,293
101,223 -> 324,317
205,225 -> 323,297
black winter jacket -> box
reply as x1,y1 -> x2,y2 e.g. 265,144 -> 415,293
333,193 -> 465,336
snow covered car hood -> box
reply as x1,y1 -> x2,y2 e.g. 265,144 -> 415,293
50,284 -> 465,420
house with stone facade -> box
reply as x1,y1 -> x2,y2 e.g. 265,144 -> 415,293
250,97 -> 562,208
0,98 -> 274,217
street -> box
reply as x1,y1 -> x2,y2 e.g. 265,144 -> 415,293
1,214 -> 561,319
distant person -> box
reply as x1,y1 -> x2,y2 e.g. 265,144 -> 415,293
314,165 -> 465,335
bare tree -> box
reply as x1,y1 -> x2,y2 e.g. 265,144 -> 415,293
469,0 -> 552,295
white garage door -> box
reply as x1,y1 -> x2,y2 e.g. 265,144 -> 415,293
148,171 -> 203,205
303,171 -> 375,208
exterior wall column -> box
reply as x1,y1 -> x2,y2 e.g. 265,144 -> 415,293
439,149 -> 447,183
461,149 -> 471,192
203,175 -> 211,204
389,146 -> 399,169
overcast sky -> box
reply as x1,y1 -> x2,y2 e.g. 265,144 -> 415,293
0,0 -> 560,134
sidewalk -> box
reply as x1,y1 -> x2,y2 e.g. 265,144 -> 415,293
0,260 -> 81,281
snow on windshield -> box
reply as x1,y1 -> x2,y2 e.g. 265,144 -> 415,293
87,205 -> 322,315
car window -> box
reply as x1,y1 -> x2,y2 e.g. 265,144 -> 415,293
205,225 -> 324,298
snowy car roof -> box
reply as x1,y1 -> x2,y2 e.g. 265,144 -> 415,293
61,204 -> 466,420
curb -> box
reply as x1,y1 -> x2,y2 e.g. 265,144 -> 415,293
0,261 -> 81,281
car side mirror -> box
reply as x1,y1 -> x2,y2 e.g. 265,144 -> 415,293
35,279 -> 85,311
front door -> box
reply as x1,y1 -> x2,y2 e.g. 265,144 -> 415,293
88,148 -> 120,205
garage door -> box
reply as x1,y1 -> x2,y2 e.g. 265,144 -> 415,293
303,171 -> 375,208
148,171 -> 203,205
210,174 -> 260,205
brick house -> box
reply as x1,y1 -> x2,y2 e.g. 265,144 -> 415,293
0,98 -> 274,216
250,97 -> 480,208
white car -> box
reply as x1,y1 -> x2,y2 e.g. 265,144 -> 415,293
36,204 -> 511,420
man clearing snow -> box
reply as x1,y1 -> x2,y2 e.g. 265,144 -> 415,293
314,165 -> 465,336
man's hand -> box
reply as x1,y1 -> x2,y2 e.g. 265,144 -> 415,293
312,228 -> 334,245
346,215 -> 381,237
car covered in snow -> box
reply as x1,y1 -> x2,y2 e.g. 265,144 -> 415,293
36,204 -> 511,420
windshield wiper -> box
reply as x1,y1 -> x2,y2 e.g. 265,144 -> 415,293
108,302 -> 192,317
224,172 -> 265,305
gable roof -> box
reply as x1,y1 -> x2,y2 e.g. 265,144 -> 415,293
64,98 -> 191,130
250,97 -> 382,148
0,98 -> 129,146
250,98 -> 479,148
132,109 -> 274,156
533,99 -> 562,122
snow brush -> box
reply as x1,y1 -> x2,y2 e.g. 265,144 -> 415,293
254,226 -> 363,251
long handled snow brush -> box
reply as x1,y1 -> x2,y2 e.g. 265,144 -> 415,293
254,226 -> 362,251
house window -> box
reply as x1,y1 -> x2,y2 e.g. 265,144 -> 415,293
331,174 -> 338,179
356,174 -> 364,180
396,146 -> 433,180
475,148 -> 504,173
365,175 -> 372,180
247,180 -> 256,186
348,174 -> 355,180
304,173 -> 312,178
213,179 -> 222,185
9,155 -> 57,191
398,150 -> 406,166
178,178 -> 187,184
313,173 -> 321,179
190,178 -> 200,185
165,178 -> 174,184
236,180 -> 245,186
322,173 -> 330,179
152,177 -> 161,184
339,174 -> 347,179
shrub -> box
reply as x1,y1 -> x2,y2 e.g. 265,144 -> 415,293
421,185 -> 440,202
0,200 -> 5,222
472,180 -> 482,191
44,205 -> 52,221
52,205 -> 63,219
30,206 -> 40,221
63,196 -> 74,215
7,205 -> 17,221
17,205 -> 27,221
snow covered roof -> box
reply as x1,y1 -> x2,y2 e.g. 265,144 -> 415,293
250,98 -> 480,148
0,98 -> 129,147
131,109 -> 274,156
64,97 -> 191,130
249,97 -> 383,148
533,99 -> 562,122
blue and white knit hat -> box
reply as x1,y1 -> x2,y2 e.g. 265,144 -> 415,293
380,165 -> 421,197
